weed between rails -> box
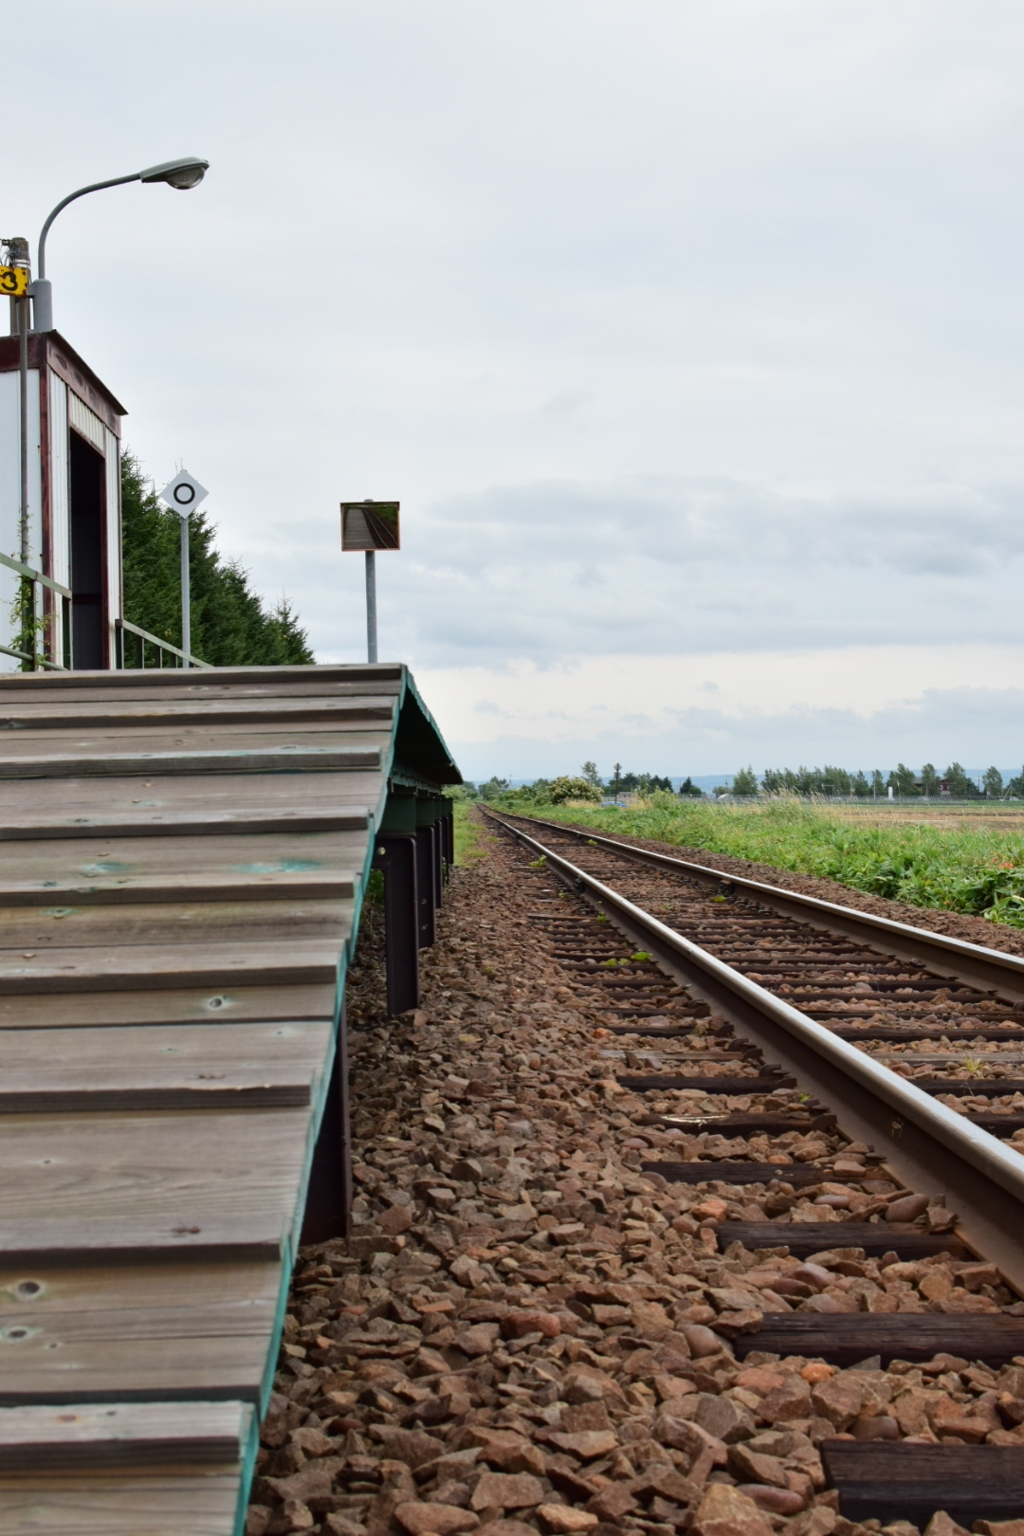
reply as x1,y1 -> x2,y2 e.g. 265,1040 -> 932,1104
496,794 -> 1024,928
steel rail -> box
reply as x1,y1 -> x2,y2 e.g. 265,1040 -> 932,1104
486,810 -> 1024,1293
497,810 -> 1024,1005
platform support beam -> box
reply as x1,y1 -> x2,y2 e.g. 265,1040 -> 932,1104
300,1003 -> 352,1242
373,833 -> 420,1014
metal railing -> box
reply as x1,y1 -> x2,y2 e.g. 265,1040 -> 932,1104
114,617 -> 211,670
0,552 -> 71,670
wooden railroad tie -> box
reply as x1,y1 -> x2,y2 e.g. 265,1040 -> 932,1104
644,1160 -> 883,1187
714,1221 -> 967,1259
820,1442 -> 1024,1526
617,1072 -> 797,1093
735,1312 -> 1024,1367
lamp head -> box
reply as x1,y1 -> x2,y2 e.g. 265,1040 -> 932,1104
139,156 -> 209,189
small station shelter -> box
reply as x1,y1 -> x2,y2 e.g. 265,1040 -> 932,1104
0,327 -> 125,671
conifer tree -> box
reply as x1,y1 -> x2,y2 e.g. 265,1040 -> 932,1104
120,453 -> 314,666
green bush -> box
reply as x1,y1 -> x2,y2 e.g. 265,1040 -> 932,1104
547,775 -> 603,804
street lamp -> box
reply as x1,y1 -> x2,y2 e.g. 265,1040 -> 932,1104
31,156 -> 209,332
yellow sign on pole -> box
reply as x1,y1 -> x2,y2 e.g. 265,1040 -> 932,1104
0,265 -> 29,298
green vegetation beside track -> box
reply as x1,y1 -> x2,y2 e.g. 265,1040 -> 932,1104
450,796 -> 492,866
488,793 -> 1024,928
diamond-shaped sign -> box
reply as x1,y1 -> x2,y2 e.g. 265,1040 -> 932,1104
158,469 -> 209,517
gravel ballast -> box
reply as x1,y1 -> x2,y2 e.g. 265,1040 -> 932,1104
247,816 -> 1024,1536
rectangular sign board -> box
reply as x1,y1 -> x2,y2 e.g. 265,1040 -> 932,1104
0,266 -> 29,298
341,501 -> 400,552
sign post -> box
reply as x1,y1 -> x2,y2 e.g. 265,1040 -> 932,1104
158,470 -> 209,668
340,501 -> 400,664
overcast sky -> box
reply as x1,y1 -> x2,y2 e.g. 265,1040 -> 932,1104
7,2 -> 1024,781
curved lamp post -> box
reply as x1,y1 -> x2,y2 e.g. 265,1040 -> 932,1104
31,155 -> 209,332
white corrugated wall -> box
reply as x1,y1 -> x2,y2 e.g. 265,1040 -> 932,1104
67,390 -> 106,452
48,374 -> 69,666
0,370 -> 43,674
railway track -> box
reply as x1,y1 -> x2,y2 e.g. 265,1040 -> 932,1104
477,807 -> 1024,1524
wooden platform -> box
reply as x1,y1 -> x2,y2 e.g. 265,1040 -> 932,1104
0,663 -> 459,1535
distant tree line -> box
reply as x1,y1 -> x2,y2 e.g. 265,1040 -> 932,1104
467,759 -> 1024,805
120,453 -> 314,666
739,762 -> 1022,798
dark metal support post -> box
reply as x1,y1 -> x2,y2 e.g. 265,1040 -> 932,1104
431,816 -> 443,909
373,834 -> 420,1014
415,825 -> 436,948
300,1002 -> 352,1242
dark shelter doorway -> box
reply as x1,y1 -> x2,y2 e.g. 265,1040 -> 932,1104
69,432 -> 106,670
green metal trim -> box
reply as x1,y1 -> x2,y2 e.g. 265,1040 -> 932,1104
116,617 -> 213,669
0,642 -> 65,670
0,551 -> 71,599
379,791 -> 418,834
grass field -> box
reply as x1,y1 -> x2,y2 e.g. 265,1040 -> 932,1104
452,798 -> 492,865
495,794 -> 1024,927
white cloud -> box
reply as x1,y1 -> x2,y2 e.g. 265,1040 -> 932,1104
424,649 -> 1024,780
5,2 -> 1024,774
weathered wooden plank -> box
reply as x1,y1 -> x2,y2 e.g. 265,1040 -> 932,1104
0,1017 -> 330,1111
0,766 -> 382,808
0,695 -> 396,730
0,676 -> 400,699
0,948 -> 338,995
0,1110 -> 310,1225
0,769 -> 380,838
1,676 -> 402,703
2,680 -> 400,705
0,1471 -> 242,1534
0,808 -> 371,840
0,985 -> 335,1029
0,829 -> 364,882
0,890 -> 348,933
820,1441 -> 1024,1525
715,1222 -> 967,1258
0,870 -> 356,906
0,660 -> 403,689
0,1259 -> 280,1315
0,1214 -> 285,1266
0,744 -> 381,778
735,1312 -> 1024,1365
0,1263 -> 280,1402
0,717 -> 392,743
0,1400 -> 249,1468
0,1078 -> 312,1114
0,1021 -> 330,1073
0,1338 -> 270,1406
4,765 -> 381,797
0,896 -> 349,948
